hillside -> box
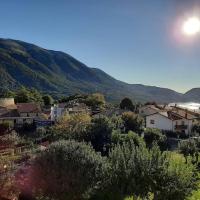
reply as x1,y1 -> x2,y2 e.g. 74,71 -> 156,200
184,88 -> 200,102
0,38 -> 198,103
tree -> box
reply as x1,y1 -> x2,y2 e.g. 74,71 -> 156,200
49,113 -> 91,141
14,87 -> 43,104
120,98 -> 135,111
42,95 -> 53,106
121,112 -> 143,133
89,116 -> 113,155
144,128 -> 167,149
85,93 -> 105,110
179,139 -> 198,163
14,87 -> 30,103
0,88 -> 15,98
23,140 -> 106,200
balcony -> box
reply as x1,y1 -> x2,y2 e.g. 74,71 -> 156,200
175,125 -> 188,130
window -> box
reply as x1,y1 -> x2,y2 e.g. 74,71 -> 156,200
181,121 -> 185,125
150,119 -> 155,124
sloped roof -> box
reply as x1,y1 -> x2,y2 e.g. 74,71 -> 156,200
146,110 -> 196,121
17,103 -> 41,113
0,107 -> 19,118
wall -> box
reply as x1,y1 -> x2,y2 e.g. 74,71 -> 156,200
146,114 -> 173,131
172,119 -> 193,135
0,98 -> 15,107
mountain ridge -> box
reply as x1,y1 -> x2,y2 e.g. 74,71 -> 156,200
0,38 -> 199,103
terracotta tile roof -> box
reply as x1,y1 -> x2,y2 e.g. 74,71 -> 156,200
147,110 -> 195,121
17,103 -> 41,113
167,111 -> 183,120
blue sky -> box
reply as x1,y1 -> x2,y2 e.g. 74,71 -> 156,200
0,0 -> 200,93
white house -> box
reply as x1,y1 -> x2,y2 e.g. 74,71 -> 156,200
146,110 -> 197,135
50,103 -> 68,121
50,102 -> 91,121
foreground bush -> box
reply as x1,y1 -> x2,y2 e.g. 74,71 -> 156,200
98,141 -> 198,200
27,140 -> 106,200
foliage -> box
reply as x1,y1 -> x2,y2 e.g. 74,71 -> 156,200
110,115 -> 124,131
111,130 -> 145,147
179,139 -> 199,164
42,95 -> 53,106
0,122 -> 11,134
121,112 -> 143,133
144,128 -> 167,149
14,87 -> 43,104
0,156 -> 18,198
0,88 -> 15,98
99,142 -> 198,200
27,140 -> 106,200
85,93 -> 105,110
120,98 -> 135,111
49,113 -> 91,141
192,121 -> 200,134
88,116 -> 113,155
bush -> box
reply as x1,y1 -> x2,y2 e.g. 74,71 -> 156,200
0,122 -> 11,134
25,140 -> 107,200
162,130 -> 177,138
98,142 -> 198,200
121,112 -> 143,133
144,128 -> 167,149
111,130 -> 145,147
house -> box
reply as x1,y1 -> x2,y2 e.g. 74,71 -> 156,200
0,98 -> 42,128
51,102 -> 90,121
16,103 -> 42,125
138,105 -> 163,117
146,110 -> 198,135
50,103 -> 68,121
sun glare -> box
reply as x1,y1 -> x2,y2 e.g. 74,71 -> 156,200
182,17 -> 200,36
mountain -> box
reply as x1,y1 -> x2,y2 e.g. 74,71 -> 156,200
183,88 -> 200,102
0,38 -> 199,103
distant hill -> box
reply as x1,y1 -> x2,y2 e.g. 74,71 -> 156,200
0,38 -> 199,103
183,88 -> 200,102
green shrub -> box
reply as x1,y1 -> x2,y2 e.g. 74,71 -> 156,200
26,140 -> 107,200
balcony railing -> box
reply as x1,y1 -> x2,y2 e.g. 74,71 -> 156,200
175,125 -> 188,130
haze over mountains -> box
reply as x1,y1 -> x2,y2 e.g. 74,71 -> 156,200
0,38 -> 199,103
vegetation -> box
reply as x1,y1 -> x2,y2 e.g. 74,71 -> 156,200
24,140 -> 106,200
85,93 -> 105,110
144,128 -> 167,150
0,85 -> 200,199
120,97 -> 135,111
121,112 -> 143,133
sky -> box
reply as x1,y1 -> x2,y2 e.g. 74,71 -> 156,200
0,0 -> 200,93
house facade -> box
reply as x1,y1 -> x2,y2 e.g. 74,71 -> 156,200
0,98 -> 42,128
50,102 -> 90,121
146,111 -> 196,135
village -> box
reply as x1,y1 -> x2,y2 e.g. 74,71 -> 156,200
0,97 -> 200,137
1,94 -> 200,199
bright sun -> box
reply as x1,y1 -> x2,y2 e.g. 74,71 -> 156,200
182,17 -> 200,36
